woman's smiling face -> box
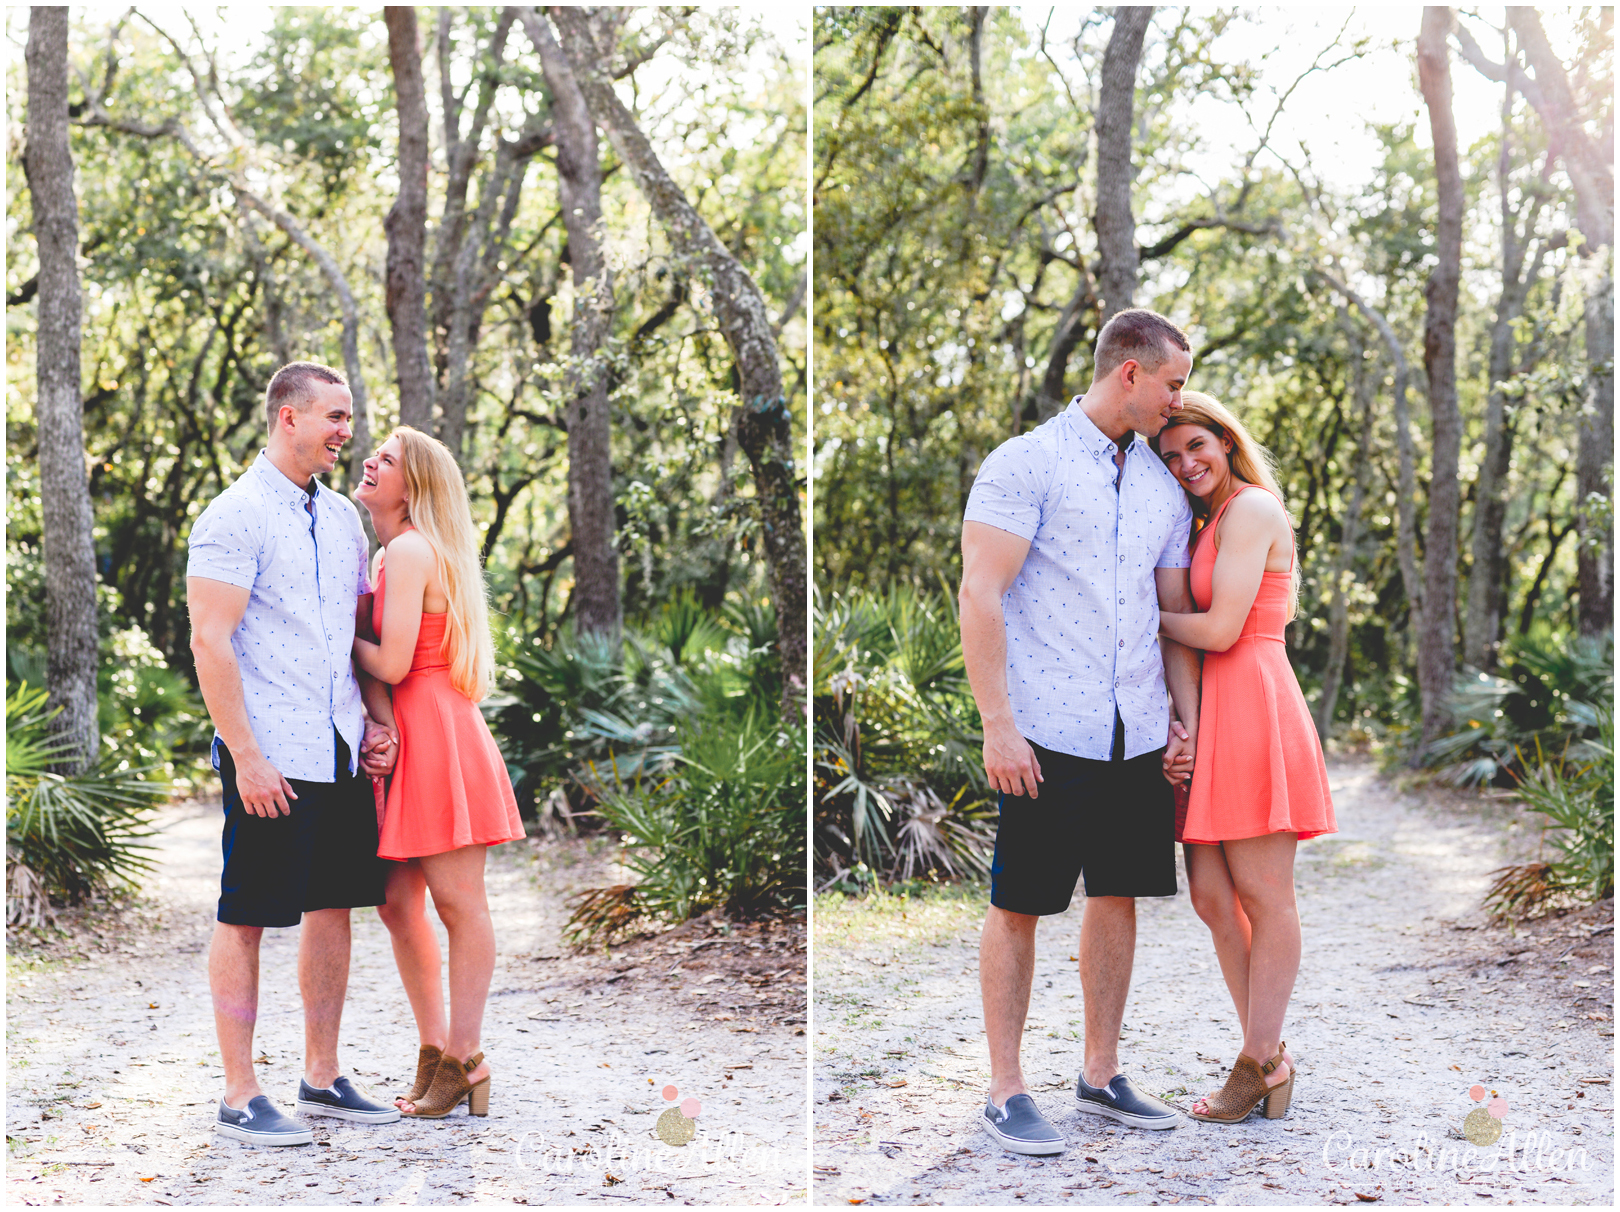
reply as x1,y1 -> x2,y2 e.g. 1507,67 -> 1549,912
355,436 -> 408,513
1157,423 -> 1231,500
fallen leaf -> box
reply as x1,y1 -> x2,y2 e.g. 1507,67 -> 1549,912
1356,1195 -> 1379,1203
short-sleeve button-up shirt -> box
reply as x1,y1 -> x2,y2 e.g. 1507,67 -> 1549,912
963,399 -> 1194,760
185,451 -> 370,781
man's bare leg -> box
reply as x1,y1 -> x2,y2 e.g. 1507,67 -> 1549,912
210,922 -> 265,1108
981,905 -> 1039,1105
1078,895 -> 1135,1088
300,907 -> 351,1089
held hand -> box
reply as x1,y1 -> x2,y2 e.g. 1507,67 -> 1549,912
360,722 -> 399,778
234,751 -> 298,818
983,721 -> 1043,800
1162,721 -> 1195,787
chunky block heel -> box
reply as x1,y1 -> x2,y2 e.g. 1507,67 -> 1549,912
1262,1073 -> 1295,1118
468,1078 -> 490,1117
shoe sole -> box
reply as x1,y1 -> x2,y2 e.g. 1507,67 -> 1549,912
982,1116 -> 1066,1156
214,1121 -> 314,1146
1074,1095 -> 1181,1130
295,1100 -> 402,1124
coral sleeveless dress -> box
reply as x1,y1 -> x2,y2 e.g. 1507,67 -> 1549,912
372,560 -> 525,861
1178,486 -> 1336,845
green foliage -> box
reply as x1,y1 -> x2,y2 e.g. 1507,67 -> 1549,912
1512,707 -> 1614,901
814,584 -> 993,891
571,712 -> 804,942
6,683 -> 167,928
1485,699 -> 1614,919
490,592 -> 802,943
1423,632 -> 1612,786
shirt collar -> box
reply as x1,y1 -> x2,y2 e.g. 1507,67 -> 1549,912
1064,397 -> 1138,463
250,450 -> 322,513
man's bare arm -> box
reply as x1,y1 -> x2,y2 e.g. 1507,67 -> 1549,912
1155,566 -> 1202,785
187,576 -> 297,817
960,520 -> 1043,799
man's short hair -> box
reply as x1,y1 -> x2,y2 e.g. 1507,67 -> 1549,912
265,361 -> 347,432
1094,309 -> 1191,380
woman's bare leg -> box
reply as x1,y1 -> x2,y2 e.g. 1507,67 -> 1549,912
409,845 -> 494,1104
1223,832 -> 1301,1091
376,859 -> 446,1104
1184,842 -> 1252,1031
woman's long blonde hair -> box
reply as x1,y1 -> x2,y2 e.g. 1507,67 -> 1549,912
393,426 -> 494,701
1150,391 -> 1300,620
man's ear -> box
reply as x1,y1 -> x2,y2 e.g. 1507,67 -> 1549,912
1120,359 -> 1139,386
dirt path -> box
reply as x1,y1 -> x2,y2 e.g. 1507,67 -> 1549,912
812,758 -> 1614,1206
7,798 -> 806,1206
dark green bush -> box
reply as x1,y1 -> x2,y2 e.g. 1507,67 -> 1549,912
814,584 -> 994,892
6,682 -> 168,929
573,712 -> 805,940
487,593 -> 801,942
1423,631 -> 1611,786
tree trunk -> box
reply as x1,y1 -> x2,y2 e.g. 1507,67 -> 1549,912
1464,64 -> 1538,670
384,6 -> 435,432
1316,267 -> 1424,628
551,5 -> 807,719
26,7 -> 100,772
1316,321 -> 1377,739
1457,10 -> 1613,635
1093,6 -> 1152,323
521,9 -> 621,639
429,8 -> 516,410
1417,6 -> 1464,748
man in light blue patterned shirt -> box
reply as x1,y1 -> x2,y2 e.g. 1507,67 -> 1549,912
962,309 -> 1203,1153
187,362 -> 403,1144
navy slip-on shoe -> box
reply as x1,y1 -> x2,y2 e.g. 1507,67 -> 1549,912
982,1092 -> 1066,1155
1075,1072 -> 1182,1130
295,1075 -> 401,1124
215,1095 -> 315,1145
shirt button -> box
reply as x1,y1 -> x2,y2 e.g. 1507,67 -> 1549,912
1119,640 -> 1125,649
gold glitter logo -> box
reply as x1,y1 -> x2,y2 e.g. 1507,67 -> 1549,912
655,1083 -> 702,1146
1462,1084 -> 1508,1147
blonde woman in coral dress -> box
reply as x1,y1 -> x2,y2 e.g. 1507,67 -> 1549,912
352,426 -> 524,1120
1150,392 -> 1336,1124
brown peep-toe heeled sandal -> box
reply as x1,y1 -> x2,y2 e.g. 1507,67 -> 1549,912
401,1044 -> 443,1106
1188,1042 -> 1294,1123
403,1050 -> 490,1119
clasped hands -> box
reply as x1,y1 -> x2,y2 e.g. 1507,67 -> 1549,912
360,720 -> 399,780
981,717 -> 1194,799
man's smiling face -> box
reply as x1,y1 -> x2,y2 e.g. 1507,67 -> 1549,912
281,381 -> 354,482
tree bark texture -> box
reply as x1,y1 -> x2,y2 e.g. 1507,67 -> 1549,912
384,6 -> 436,432
550,5 -> 807,719
1464,68 -> 1542,670
1315,321 -> 1377,739
1093,6 -> 1152,323
1507,10 -> 1613,637
1417,6 -> 1464,748
26,7 -> 100,771
522,9 -> 622,638
430,8 -> 516,416
1316,267 -> 1424,628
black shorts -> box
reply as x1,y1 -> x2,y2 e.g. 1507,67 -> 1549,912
217,732 -> 388,928
989,718 -> 1176,915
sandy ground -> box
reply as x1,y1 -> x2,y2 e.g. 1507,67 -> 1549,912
812,758 -> 1615,1206
7,797 -> 807,1206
